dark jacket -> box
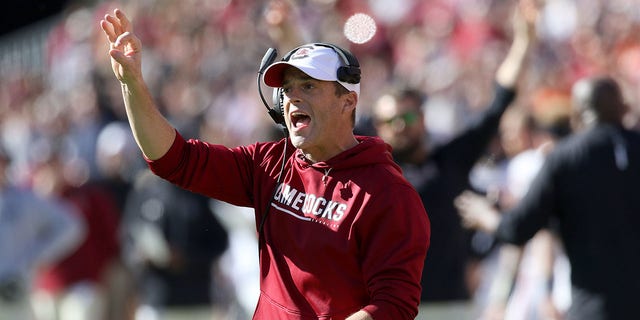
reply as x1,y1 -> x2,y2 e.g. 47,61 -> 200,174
497,124 -> 640,319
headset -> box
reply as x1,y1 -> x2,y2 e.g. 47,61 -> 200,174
257,43 -> 361,129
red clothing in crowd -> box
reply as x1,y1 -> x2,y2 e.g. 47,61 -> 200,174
36,184 -> 120,293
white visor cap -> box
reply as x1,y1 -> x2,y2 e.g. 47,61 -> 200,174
263,44 -> 360,97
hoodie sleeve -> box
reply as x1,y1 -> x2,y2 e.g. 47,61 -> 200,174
145,130 -> 258,207
358,181 -> 430,320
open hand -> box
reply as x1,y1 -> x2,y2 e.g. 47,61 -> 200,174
100,9 -> 143,83
454,190 -> 501,233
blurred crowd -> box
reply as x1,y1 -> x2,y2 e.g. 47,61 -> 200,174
1,0 -> 640,319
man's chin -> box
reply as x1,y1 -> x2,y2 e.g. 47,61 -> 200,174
392,149 -> 413,162
390,141 -> 420,162
290,136 -> 307,149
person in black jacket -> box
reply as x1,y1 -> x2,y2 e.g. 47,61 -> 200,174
371,1 -> 538,317
455,75 -> 640,320
121,170 -> 230,319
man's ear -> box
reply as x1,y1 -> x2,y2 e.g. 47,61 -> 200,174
342,91 -> 358,114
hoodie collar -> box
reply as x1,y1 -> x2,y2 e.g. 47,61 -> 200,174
294,136 -> 400,173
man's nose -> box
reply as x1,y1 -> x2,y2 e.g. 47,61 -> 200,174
285,87 -> 302,103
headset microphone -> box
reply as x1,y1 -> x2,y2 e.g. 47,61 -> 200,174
257,47 -> 288,242
259,47 -> 278,73
257,48 -> 286,129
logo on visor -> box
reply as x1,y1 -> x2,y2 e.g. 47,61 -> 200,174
291,47 -> 313,60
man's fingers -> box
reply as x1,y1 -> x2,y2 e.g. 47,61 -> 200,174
458,208 -> 477,229
455,192 -> 484,229
105,13 -> 124,38
102,9 -> 130,39
101,12 -> 124,43
109,48 -> 126,64
114,32 -> 140,53
100,9 -> 134,47
100,19 -> 117,43
114,9 -> 132,33
454,196 -> 471,222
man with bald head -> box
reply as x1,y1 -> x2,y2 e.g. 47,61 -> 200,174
456,75 -> 640,319
571,76 -> 630,130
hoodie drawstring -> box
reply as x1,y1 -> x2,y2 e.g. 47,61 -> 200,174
322,168 -> 333,186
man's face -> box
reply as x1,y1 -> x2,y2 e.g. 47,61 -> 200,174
281,67 -> 355,158
373,94 -> 426,156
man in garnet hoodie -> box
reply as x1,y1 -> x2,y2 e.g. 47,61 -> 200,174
100,9 -> 429,320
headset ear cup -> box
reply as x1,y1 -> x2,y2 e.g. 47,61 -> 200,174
272,88 -> 285,125
277,88 -> 285,124
337,66 -> 361,84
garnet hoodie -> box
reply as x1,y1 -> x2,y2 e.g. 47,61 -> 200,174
147,132 -> 430,319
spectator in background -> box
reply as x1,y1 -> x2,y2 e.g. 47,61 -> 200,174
0,145 -> 85,320
474,88 -> 573,320
30,143 -> 121,320
207,199 -> 260,319
455,75 -> 640,320
95,121 -> 145,320
121,170 -> 230,320
370,1 -> 537,318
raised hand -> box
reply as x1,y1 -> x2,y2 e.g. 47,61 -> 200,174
514,0 -> 540,43
494,0 -> 540,88
454,190 -> 501,233
100,9 -> 143,84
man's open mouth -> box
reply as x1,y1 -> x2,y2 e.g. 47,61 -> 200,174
291,112 -> 311,128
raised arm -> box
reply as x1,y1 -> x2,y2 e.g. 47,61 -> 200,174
100,9 -> 176,160
495,0 -> 538,88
